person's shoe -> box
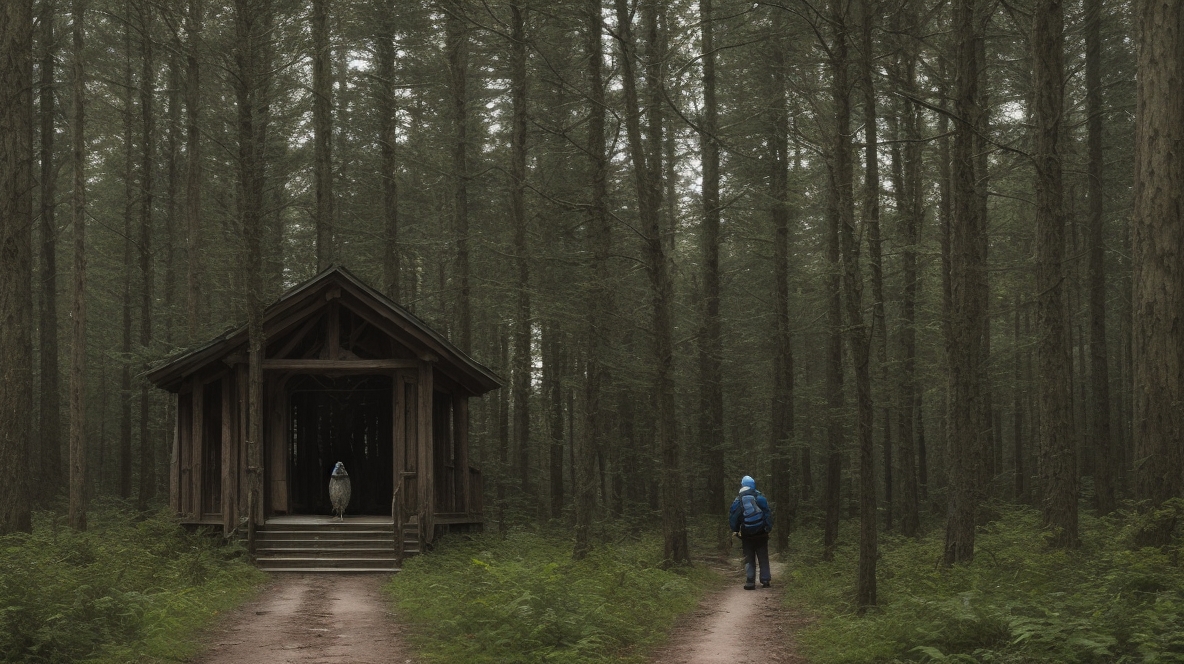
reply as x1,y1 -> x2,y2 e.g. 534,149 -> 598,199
744,580 -> 756,590
761,581 -> 771,588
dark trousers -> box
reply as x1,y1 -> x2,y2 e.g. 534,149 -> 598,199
742,534 -> 771,583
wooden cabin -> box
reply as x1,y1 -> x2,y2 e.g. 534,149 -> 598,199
147,267 -> 500,552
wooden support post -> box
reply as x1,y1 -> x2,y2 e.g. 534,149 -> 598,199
222,375 -> 234,534
418,359 -> 434,546
170,392 -> 181,513
247,490 -> 256,558
237,364 -> 248,522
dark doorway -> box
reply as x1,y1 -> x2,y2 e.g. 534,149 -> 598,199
288,374 -> 393,515
201,380 -> 223,516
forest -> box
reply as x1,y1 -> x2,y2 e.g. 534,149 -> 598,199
2,0 -> 1184,661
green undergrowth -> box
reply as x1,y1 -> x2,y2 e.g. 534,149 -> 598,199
783,502 -> 1184,663
0,499 -> 266,663
386,527 -> 718,663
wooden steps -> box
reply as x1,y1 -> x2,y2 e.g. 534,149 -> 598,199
255,517 -> 414,573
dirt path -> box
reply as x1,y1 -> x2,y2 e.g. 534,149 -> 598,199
649,560 -> 808,664
193,574 -> 413,664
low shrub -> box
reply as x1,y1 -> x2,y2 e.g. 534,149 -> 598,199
783,505 -> 1184,663
386,528 -> 716,663
0,499 -> 265,663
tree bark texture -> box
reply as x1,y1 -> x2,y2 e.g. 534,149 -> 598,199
38,0 -> 61,505
837,0 -> 877,609
575,0 -> 609,560
1085,0 -> 1114,515
118,18 -> 133,500
312,0 -> 334,271
768,5 -> 795,551
184,0 -> 202,339
698,0 -> 726,521
859,0 -> 889,537
822,0 -> 847,564
1132,0 -> 1184,529
137,0 -> 155,510
375,5 -> 399,301
944,0 -> 988,566
0,0 -> 34,535
510,0 -> 532,499
544,322 -> 564,518
233,0 -> 271,531
445,0 -> 471,354
615,0 -> 688,565
67,0 -> 86,531
1032,0 -> 1079,548
890,1 -> 922,536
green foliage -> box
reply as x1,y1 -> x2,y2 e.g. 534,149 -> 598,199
386,528 -> 716,663
0,500 -> 266,663
784,506 -> 1184,663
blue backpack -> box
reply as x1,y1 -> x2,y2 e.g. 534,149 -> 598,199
740,494 -> 767,535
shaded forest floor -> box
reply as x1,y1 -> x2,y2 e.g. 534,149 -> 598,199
0,501 -> 265,663
779,503 -> 1184,663
193,573 -> 412,664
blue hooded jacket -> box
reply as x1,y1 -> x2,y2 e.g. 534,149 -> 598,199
729,476 -> 772,536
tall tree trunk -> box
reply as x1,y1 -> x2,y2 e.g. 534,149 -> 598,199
698,0 -> 725,525
184,0 -> 202,339
944,0 -> 988,565
118,18 -> 134,500
509,0 -> 532,499
975,19 -> 996,493
445,0 -> 471,353
575,0 -> 609,560
312,0 -> 333,271
0,0 -> 34,535
614,0 -> 688,565
1085,0 -> 1114,515
891,1 -> 922,536
163,35 -> 179,346
859,0 -> 888,537
1014,292 -> 1026,500
38,0 -> 61,505
544,322 -> 564,518
232,0 -> 271,545
768,4 -> 795,552
839,0 -> 877,609
375,5 -> 398,300
67,0 -> 85,531
1033,0 -> 1079,548
822,0 -> 847,564
136,0 -> 155,510
1132,0 -> 1184,540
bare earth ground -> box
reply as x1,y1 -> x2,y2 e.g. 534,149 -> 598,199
192,574 -> 414,664
649,559 -> 809,664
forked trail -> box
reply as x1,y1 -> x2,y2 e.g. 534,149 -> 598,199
193,574 -> 413,664
649,560 -> 808,664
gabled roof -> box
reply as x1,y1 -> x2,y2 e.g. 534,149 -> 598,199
146,266 -> 502,395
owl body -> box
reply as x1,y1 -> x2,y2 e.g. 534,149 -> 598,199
329,461 -> 351,520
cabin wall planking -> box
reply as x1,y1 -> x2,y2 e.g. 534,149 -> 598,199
191,379 -> 202,519
455,395 -> 469,514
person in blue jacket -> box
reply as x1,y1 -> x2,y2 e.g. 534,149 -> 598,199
729,475 -> 772,590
